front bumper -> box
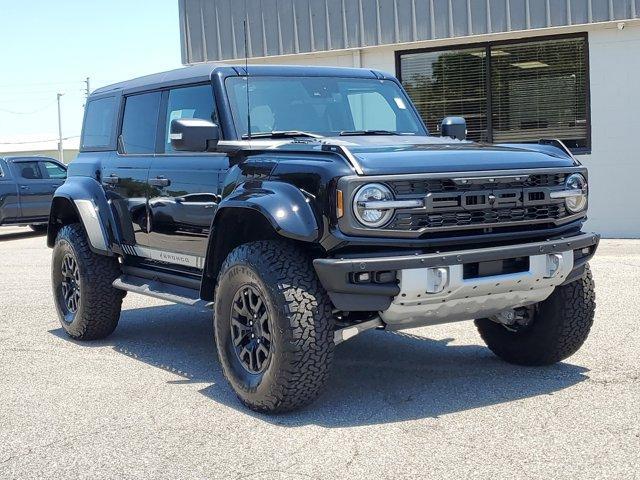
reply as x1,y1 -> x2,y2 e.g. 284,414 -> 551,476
313,232 -> 599,328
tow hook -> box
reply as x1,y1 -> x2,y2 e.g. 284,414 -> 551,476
334,316 -> 385,345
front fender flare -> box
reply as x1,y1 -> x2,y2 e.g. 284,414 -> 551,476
213,181 -> 319,242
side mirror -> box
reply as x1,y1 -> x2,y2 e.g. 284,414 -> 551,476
441,116 -> 467,141
170,118 -> 220,152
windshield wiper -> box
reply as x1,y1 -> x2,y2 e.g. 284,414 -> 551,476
242,130 -> 323,139
339,129 -> 401,136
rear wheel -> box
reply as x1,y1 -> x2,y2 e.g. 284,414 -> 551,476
214,240 -> 334,413
52,224 -> 124,340
475,265 -> 595,366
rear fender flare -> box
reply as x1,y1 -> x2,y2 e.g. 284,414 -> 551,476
48,177 -> 119,255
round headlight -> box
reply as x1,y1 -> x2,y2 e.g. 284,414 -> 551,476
565,173 -> 588,213
353,183 -> 394,227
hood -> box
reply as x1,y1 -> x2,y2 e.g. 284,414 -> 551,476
324,135 -> 576,175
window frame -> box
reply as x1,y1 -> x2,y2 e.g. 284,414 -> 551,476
80,94 -> 119,153
157,82 -> 219,155
395,32 -> 591,154
115,82 -> 220,156
39,160 -> 67,180
117,90 -> 164,156
14,160 -> 44,181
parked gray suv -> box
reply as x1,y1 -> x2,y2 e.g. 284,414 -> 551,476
0,156 -> 67,232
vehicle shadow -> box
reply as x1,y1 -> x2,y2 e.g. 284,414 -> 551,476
50,303 -> 589,428
0,229 -> 45,242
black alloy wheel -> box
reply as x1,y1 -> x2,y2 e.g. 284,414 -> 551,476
214,240 -> 335,413
52,224 -> 123,340
59,253 -> 81,317
230,285 -> 273,374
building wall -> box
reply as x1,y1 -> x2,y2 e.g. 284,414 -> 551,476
243,22 -> 640,238
0,149 -> 78,164
580,24 -> 640,237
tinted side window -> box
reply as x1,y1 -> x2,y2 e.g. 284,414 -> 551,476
82,97 -> 116,149
17,162 -> 43,180
42,161 -> 67,179
164,85 -> 215,153
121,92 -> 161,154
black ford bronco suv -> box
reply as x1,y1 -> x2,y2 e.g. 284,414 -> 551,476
48,64 -> 598,412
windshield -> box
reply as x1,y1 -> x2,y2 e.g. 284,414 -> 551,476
225,76 -> 425,138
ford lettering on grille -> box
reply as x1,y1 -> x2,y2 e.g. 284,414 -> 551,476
425,187 -> 551,213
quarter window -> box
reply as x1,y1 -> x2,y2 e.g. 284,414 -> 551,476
121,92 -> 161,154
164,84 -> 216,153
82,96 -> 116,150
399,35 -> 589,152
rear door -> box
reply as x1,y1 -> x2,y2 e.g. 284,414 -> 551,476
145,83 -> 227,264
11,160 -> 54,219
0,159 -> 19,223
101,91 -> 162,248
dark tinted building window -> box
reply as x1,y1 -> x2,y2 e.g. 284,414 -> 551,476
399,35 -> 589,151
164,84 -> 215,153
82,96 -> 116,149
121,92 -> 161,154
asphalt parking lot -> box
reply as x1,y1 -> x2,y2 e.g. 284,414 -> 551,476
0,226 -> 638,479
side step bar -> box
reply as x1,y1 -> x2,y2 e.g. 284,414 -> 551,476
112,275 -> 213,309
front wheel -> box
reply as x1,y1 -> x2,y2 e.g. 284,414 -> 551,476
475,264 -> 595,366
214,240 -> 335,413
52,224 -> 124,340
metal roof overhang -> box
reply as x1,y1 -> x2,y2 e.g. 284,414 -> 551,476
179,0 -> 640,63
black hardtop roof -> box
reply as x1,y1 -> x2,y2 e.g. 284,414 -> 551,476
91,64 -> 391,97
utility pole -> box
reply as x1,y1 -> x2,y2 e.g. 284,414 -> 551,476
56,93 -> 64,164
84,77 -> 90,100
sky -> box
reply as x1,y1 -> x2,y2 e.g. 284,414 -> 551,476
0,0 -> 183,144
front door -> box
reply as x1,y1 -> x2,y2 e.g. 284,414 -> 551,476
146,84 -> 228,267
101,91 -> 161,248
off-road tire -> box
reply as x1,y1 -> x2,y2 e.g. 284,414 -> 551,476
475,264 -> 595,366
214,240 -> 335,413
52,223 -> 124,340
29,224 -> 48,233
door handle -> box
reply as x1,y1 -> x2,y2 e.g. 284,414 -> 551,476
20,185 -> 29,190
104,174 -> 119,185
149,176 -> 171,187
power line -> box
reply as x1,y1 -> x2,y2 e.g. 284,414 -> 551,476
0,80 -> 84,88
0,135 -> 80,146
0,99 -> 58,115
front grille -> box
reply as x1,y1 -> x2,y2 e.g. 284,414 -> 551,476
378,171 -> 577,234
390,204 -> 568,231
388,173 -> 567,196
